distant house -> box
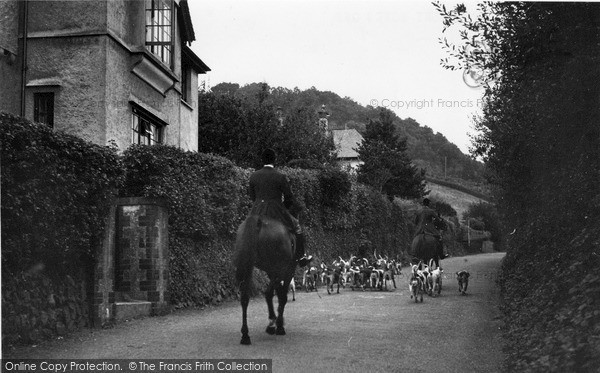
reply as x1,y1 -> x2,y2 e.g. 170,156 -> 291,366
332,128 -> 364,171
0,0 -> 209,151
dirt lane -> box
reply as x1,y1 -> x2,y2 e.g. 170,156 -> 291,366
4,253 -> 505,373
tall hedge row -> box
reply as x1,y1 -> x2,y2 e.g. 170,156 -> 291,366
1,112 -> 123,345
119,145 -> 253,307
119,146 -> 417,307
1,114 -> 442,341
1,112 -> 123,275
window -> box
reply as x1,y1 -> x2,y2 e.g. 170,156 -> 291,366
181,63 -> 190,103
131,106 -> 165,145
34,92 -> 54,128
145,0 -> 173,67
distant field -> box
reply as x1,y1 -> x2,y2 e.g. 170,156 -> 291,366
426,181 -> 487,220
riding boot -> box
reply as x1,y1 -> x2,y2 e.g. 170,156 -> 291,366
436,237 -> 449,259
291,215 -> 312,267
296,234 -> 313,267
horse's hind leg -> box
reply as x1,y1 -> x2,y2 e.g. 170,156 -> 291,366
265,281 -> 277,335
275,281 -> 288,335
240,282 -> 251,345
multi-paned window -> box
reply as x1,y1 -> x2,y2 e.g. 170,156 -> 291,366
131,105 -> 165,145
181,62 -> 190,103
145,0 -> 173,67
33,92 -> 54,128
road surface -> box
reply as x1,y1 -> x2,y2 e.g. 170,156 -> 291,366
4,253 -> 505,372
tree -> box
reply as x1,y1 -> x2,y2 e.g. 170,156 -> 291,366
436,3 -> 600,371
356,108 -> 426,199
211,82 -> 240,96
197,90 -> 335,168
435,2 -> 600,227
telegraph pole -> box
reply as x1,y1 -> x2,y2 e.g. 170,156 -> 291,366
444,156 -> 447,180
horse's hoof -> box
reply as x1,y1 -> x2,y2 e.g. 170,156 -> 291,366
266,326 -> 276,335
276,328 -> 286,336
240,336 -> 251,345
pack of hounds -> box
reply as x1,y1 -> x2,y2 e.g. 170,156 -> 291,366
288,254 -> 470,302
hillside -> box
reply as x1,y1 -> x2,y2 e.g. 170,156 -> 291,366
211,82 -> 486,185
426,181 -> 486,219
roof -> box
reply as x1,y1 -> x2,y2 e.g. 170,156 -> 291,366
178,0 -> 195,44
332,129 -> 363,159
182,46 -> 211,74
178,1 -> 210,74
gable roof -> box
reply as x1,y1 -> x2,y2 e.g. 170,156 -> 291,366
178,0 -> 211,74
179,0 -> 195,44
332,129 -> 363,159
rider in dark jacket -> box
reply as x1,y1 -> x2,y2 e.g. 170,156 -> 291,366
414,198 -> 449,264
248,148 -> 312,267
415,198 -> 440,236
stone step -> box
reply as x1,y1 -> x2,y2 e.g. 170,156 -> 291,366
115,301 -> 152,322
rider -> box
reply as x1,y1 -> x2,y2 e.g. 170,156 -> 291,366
248,148 -> 312,267
414,198 -> 449,266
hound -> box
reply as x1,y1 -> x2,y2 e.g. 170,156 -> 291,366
304,266 -> 318,292
289,277 -> 296,301
340,255 -> 356,286
419,264 -> 432,296
456,270 -> 470,295
382,260 -> 397,290
324,264 -> 343,294
430,267 -> 443,296
408,263 -> 424,303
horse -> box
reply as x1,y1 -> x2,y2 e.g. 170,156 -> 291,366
234,215 -> 296,345
410,216 -> 447,269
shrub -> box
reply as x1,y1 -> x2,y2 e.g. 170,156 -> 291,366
0,112 -> 123,275
429,197 -> 457,217
286,158 -> 324,170
464,201 -> 502,243
120,145 -> 250,306
318,166 -> 352,208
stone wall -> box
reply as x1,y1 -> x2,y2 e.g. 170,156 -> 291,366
1,273 -> 88,346
2,197 -> 170,346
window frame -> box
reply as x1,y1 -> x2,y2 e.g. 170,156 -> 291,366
33,92 -> 55,128
181,62 -> 190,103
145,0 -> 174,68
131,105 -> 166,146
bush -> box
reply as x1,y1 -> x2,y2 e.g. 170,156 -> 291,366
286,158 -> 324,170
120,145 -> 250,307
464,201 -> 502,244
0,112 -> 123,274
429,196 -> 457,217
318,166 -> 352,208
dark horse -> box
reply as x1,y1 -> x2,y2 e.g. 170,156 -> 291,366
234,215 -> 296,345
410,216 -> 447,269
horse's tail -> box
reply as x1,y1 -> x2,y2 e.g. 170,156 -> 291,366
234,215 -> 262,286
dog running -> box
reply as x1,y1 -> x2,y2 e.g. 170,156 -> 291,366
456,270 -> 470,295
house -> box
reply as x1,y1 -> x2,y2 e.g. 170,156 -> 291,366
332,128 -> 364,171
0,0 -> 209,151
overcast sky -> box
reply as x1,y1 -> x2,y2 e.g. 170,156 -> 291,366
188,0 -> 484,154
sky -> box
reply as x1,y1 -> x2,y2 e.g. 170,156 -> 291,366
187,0 -> 485,154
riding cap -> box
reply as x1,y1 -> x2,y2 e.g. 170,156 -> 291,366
262,148 -> 276,165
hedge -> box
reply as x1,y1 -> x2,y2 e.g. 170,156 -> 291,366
0,112 -> 123,275
119,146 -> 423,307
1,112 -> 123,345
2,114 -> 462,345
